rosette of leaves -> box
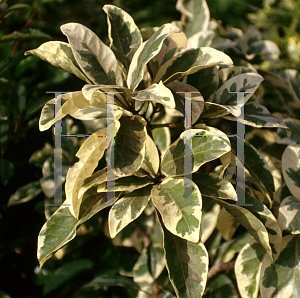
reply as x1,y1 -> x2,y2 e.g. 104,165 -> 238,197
25,2 -> 295,298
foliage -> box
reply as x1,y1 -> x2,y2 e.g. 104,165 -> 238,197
2,0 -> 300,297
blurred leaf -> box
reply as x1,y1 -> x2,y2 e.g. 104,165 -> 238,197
0,158 -> 14,185
0,29 -> 51,42
7,181 -> 41,206
282,143 -> 300,200
208,273 -> 239,298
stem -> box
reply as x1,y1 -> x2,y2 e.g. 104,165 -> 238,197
150,122 -> 182,130
207,260 -> 235,281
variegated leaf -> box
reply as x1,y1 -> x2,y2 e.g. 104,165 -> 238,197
216,208 -> 240,241
212,193 -> 274,260
133,248 -> 154,297
210,73 -> 264,117
141,134 -> 160,176
151,177 -> 202,243
114,115 -> 147,176
235,239 -> 266,298
193,172 -> 237,201
97,175 -> 153,193
161,127 -> 231,177
156,32 -> 187,66
38,191 -> 110,267
24,41 -> 90,83
103,5 -> 142,71
131,81 -> 175,109
282,143 -> 300,201
60,23 -> 123,86
159,213 -> 208,298
108,185 -> 152,238
201,197 -> 220,243
167,81 -> 204,124
186,30 -> 215,48
66,120 -> 121,218
187,66 -> 219,101
278,196 -> 300,234
224,100 -> 290,129
260,235 -> 300,298
127,23 -> 180,92
232,138 -> 275,205
154,47 -> 233,85
277,118 -> 300,145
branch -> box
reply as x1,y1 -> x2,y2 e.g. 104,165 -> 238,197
150,122 -> 182,129
207,260 -> 235,281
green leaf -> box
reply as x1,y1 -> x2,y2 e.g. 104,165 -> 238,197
38,191 -> 110,267
282,143 -> 300,201
38,259 -> 93,295
161,127 -> 231,177
161,219 -> 208,298
152,127 -> 171,155
131,81 -> 175,109
235,240 -> 267,298
0,159 -> 14,185
60,23 -> 123,86
73,275 -> 141,296
114,115 -> 147,176
66,121 -> 121,218
108,185 -> 152,238
210,73 -> 264,117
151,177 -> 202,242
167,81 -> 204,124
127,23 -> 180,92
0,29 -> 51,42
97,176 -> 153,193
154,47 -> 233,85
103,5 -> 142,71
224,100 -> 290,129
260,235 -> 300,298
208,273 -> 239,298
148,221 -> 166,279
141,134 -> 160,176
278,196 -> 300,234
7,181 -> 41,207
24,41 -> 90,83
